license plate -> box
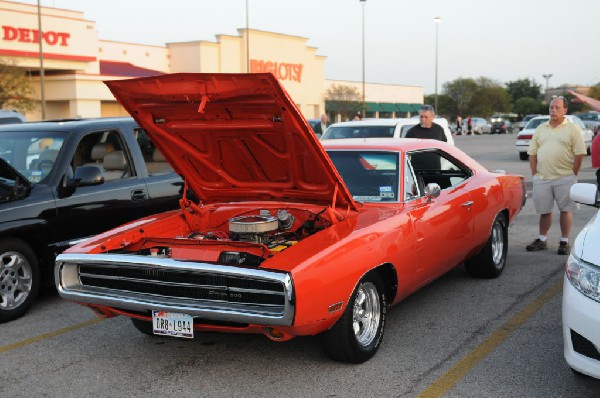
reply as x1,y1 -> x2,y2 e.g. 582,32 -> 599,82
152,310 -> 194,338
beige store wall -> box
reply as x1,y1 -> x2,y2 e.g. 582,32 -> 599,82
326,79 -> 424,104
168,29 -> 326,118
99,40 -> 169,72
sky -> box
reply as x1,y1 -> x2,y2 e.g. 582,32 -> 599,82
19,0 -> 600,94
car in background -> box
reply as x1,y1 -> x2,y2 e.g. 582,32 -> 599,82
563,183 -> 600,379
577,112 -> 600,137
321,118 -> 455,145
55,72 -> 525,363
490,119 -> 513,134
515,115 -> 593,160
460,117 -> 488,135
517,114 -> 541,131
0,117 -> 183,322
0,110 -> 27,125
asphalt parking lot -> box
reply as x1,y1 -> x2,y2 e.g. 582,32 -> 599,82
1,133 -> 599,397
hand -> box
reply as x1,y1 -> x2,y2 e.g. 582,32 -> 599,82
569,90 -> 587,104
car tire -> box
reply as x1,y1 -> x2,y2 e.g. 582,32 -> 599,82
321,273 -> 386,363
519,152 -> 529,161
131,317 -> 156,336
0,238 -> 40,323
465,213 -> 507,279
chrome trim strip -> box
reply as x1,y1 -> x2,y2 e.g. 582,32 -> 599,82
55,253 -> 295,326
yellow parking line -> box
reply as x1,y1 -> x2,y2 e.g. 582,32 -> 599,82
417,279 -> 563,398
0,317 -> 104,354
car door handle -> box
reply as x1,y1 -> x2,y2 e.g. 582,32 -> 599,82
461,201 -> 474,207
131,189 -> 148,202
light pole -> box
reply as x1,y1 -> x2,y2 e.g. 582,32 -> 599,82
37,0 -> 46,119
434,16 -> 441,113
542,73 -> 553,101
360,0 -> 366,116
246,0 -> 250,73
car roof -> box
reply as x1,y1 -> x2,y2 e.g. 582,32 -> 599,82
0,117 -> 136,133
328,118 -> 412,128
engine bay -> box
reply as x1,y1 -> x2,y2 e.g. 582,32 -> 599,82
111,206 -> 333,267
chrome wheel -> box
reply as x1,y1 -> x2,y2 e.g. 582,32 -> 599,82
352,281 -> 381,347
0,250 -> 33,310
491,220 -> 504,267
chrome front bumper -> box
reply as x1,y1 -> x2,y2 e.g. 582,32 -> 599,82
56,253 -> 295,326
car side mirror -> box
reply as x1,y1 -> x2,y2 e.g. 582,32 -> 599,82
71,165 -> 104,187
424,183 -> 441,203
570,183 -> 600,208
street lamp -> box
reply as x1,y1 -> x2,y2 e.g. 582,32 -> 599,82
37,0 -> 46,119
246,0 -> 250,73
542,73 -> 553,101
360,0 -> 366,116
434,16 -> 441,113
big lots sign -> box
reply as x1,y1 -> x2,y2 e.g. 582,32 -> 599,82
250,59 -> 303,83
2,25 -> 70,46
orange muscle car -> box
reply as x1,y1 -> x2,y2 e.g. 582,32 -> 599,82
55,73 -> 526,363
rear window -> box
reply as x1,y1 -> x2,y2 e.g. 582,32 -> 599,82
322,126 -> 395,139
525,117 -> 549,130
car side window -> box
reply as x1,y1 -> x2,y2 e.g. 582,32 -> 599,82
403,156 -> 421,201
135,128 -> 173,175
72,130 -> 133,181
407,150 -> 472,190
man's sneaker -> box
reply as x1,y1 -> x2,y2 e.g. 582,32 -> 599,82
558,241 -> 571,255
526,238 -> 547,251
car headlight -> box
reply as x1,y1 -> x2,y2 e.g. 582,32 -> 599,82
566,253 -> 600,302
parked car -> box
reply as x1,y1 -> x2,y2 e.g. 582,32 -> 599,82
490,119 -> 513,134
0,117 -> 183,322
460,117 -> 488,135
0,109 -> 27,125
306,118 -> 321,137
576,112 -> 600,137
517,114 -> 541,131
322,118 -> 455,146
515,115 -> 593,160
56,73 -> 526,363
563,183 -> 600,379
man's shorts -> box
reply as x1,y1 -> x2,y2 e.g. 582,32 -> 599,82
532,174 -> 577,214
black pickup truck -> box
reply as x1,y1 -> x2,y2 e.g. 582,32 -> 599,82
0,117 -> 183,322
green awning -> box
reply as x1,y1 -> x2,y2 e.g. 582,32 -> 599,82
395,104 -> 412,112
378,103 -> 396,112
365,102 -> 380,112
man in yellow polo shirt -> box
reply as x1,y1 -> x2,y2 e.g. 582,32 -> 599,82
526,96 -> 586,255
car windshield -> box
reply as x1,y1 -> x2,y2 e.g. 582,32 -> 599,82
0,131 -> 67,184
578,113 -> 599,121
327,150 -> 399,202
525,117 -> 549,130
321,126 -> 395,139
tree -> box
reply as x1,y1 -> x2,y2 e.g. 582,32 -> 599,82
424,93 -> 454,119
325,84 -> 361,121
505,78 -> 542,102
441,77 -> 510,118
442,78 -> 478,116
0,58 -> 36,113
470,77 -> 511,117
513,97 -> 544,116
587,85 -> 600,101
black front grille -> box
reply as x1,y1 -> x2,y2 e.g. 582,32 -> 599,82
571,329 -> 600,361
78,264 -> 286,307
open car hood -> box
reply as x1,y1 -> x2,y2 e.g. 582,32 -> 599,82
105,73 -> 357,210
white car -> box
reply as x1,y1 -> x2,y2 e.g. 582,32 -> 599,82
563,183 -> 600,379
515,115 -> 593,161
321,118 -> 455,146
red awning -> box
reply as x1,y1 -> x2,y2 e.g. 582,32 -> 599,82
100,61 -> 164,77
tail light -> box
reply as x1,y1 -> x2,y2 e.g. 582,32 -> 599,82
519,134 -> 533,140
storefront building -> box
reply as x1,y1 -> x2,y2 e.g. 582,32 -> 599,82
0,0 -> 422,121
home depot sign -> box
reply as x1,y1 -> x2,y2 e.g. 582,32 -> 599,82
2,25 -> 71,46
250,59 -> 303,83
